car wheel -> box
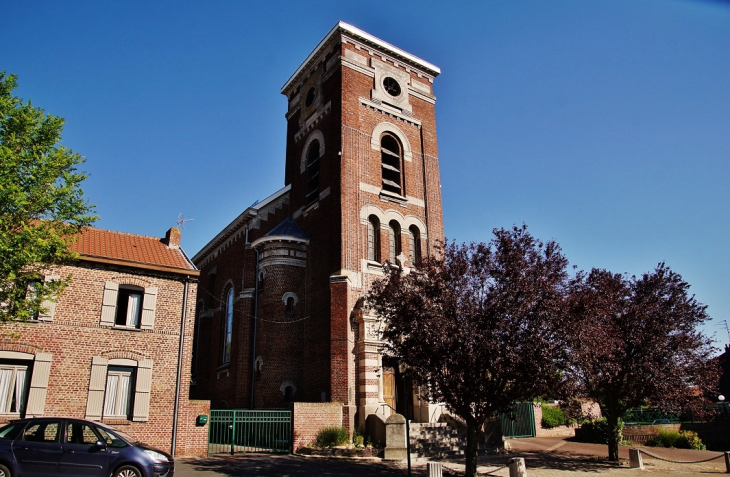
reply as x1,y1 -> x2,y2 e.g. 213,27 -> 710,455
113,466 -> 141,477
0,464 -> 11,477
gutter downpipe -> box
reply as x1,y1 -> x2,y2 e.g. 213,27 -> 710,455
171,277 -> 190,457
249,248 -> 260,409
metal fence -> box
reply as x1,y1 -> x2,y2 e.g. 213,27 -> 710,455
622,408 -> 681,424
499,403 -> 536,438
208,410 -> 292,455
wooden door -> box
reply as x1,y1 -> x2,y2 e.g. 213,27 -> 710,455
382,366 -> 396,412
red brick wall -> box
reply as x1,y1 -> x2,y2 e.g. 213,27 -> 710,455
291,402 -> 343,451
0,260 -> 209,456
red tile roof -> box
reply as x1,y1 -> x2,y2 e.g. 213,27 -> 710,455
70,227 -> 196,272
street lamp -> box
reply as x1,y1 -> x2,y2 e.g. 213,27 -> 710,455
399,363 -> 412,477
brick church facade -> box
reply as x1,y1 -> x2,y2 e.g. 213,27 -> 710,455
191,22 -> 445,429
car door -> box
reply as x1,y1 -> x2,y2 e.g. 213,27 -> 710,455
11,420 -> 63,477
58,421 -> 110,477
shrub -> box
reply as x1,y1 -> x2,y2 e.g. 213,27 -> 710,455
314,426 -> 349,447
541,404 -> 567,428
574,418 -> 623,444
647,430 -> 705,450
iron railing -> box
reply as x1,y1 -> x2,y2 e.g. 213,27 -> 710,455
208,410 -> 292,455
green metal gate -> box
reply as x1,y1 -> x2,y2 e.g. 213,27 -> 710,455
208,410 -> 292,455
499,403 -> 536,438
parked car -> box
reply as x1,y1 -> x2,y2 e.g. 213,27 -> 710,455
0,418 -> 173,477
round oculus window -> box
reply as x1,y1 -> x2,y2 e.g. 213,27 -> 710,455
305,87 -> 316,107
382,77 -> 401,97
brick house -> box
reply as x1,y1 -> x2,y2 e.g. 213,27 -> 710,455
191,22 -> 446,431
0,226 -> 209,456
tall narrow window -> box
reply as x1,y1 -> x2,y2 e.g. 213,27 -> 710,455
222,288 -> 234,364
115,286 -> 143,328
305,140 -> 320,204
409,225 -> 421,265
381,134 -> 403,195
389,220 -> 401,263
367,216 -> 381,262
0,364 -> 29,415
103,366 -> 133,418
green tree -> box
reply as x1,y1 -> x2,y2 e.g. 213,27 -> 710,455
0,72 -> 96,321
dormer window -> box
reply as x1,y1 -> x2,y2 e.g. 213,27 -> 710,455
380,134 -> 403,195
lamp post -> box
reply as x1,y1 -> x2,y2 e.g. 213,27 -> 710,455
399,363 -> 412,477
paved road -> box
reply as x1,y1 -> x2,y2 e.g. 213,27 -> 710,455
175,438 -> 729,476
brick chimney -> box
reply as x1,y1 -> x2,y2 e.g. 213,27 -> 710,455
165,227 -> 181,249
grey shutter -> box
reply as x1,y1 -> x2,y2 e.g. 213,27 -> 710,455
132,359 -> 153,422
38,275 -> 60,322
100,281 -> 119,326
85,357 -> 108,421
25,353 -> 52,417
140,287 -> 157,330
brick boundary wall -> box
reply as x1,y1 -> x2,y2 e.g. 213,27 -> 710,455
292,402 -> 343,451
174,399 -> 211,457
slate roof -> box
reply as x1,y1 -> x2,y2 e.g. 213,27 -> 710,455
70,227 -> 196,272
265,218 -> 308,239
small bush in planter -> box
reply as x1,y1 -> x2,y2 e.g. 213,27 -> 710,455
314,426 -> 349,447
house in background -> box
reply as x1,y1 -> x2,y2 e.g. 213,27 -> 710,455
0,227 -> 209,456
191,22 -> 445,431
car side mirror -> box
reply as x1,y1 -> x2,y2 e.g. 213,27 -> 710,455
95,440 -> 108,451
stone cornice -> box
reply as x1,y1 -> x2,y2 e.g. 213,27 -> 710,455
359,97 -> 421,127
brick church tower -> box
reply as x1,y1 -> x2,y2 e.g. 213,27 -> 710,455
192,22 -> 444,429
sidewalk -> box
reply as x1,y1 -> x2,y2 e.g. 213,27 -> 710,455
434,437 -> 728,476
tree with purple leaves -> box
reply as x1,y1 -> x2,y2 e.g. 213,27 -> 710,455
565,265 -> 719,461
368,225 -> 570,477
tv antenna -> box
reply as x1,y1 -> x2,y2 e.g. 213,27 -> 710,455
719,320 -> 730,345
176,213 -> 194,229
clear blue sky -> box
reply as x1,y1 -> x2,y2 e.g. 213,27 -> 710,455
3,1 -> 729,349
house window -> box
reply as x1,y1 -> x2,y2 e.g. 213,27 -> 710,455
409,225 -> 421,266
389,220 -> 401,264
0,363 -> 30,416
367,216 -> 381,262
381,134 -> 403,195
103,366 -> 134,419
115,286 -> 143,328
305,140 -> 320,205
86,357 -> 152,423
100,282 -> 157,330
222,288 -> 234,364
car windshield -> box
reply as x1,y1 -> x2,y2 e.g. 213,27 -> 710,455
95,426 -> 133,448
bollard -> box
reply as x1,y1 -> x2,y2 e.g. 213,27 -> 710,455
427,462 -> 443,477
509,457 -> 527,477
629,448 -> 644,470
725,451 -> 729,474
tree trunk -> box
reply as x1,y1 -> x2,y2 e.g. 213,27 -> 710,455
606,412 -> 620,462
464,417 -> 479,477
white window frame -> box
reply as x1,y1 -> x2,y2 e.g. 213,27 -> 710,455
102,366 -> 134,419
0,364 -> 29,416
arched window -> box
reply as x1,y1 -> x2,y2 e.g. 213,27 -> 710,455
222,288 -> 234,364
367,216 -> 381,262
389,220 -> 401,263
409,225 -> 421,266
380,134 -> 403,195
305,140 -> 320,204
286,296 -> 295,315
